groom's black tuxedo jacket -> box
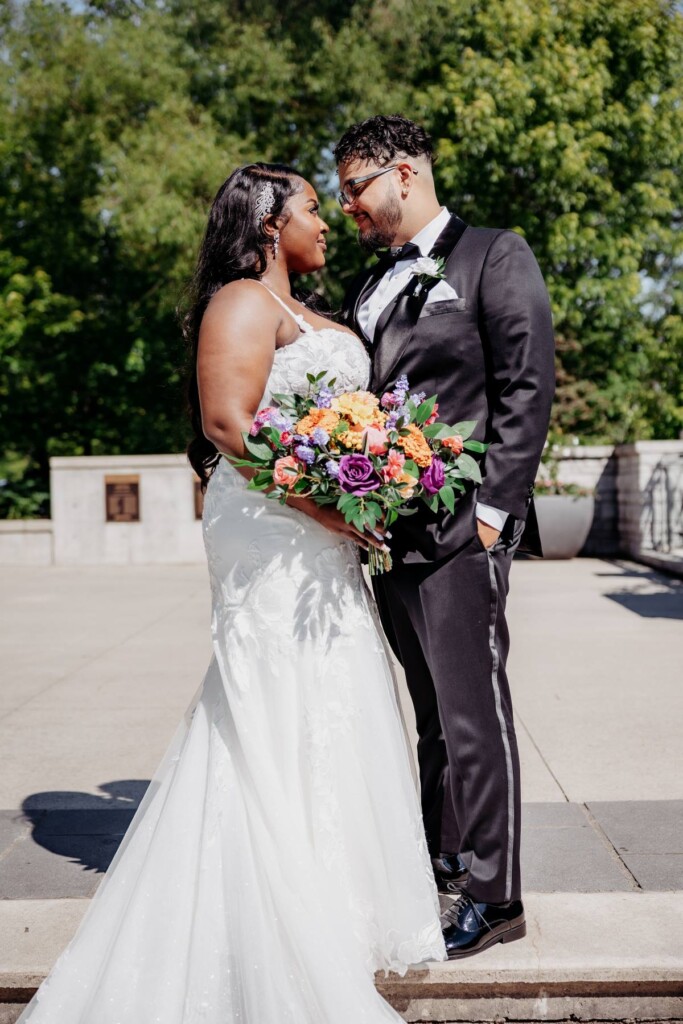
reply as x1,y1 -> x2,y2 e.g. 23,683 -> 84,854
341,215 -> 556,562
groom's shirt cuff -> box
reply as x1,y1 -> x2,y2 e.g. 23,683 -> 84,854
476,502 -> 509,532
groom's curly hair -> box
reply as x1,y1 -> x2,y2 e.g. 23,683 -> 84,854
333,114 -> 435,167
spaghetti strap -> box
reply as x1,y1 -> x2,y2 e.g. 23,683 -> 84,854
254,279 -> 311,334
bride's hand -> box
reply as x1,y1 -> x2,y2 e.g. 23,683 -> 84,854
288,499 -> 390,553
314,506 -> 391,552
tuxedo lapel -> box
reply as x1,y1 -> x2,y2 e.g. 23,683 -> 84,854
371,275 -> 423,391
371,214 -> 468,393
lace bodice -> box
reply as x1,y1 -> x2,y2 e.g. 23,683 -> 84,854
256,285 -> 371,404
265,327 -> 370,402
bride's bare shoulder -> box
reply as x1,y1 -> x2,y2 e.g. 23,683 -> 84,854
199,280 -> 280,345
205,278 -> 271,315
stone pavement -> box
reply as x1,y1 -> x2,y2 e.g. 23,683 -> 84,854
0,557 -> 682,1021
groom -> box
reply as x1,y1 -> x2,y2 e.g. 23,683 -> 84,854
335,115 -> 555,959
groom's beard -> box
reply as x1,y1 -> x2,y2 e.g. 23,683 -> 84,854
357,192 -> 403,253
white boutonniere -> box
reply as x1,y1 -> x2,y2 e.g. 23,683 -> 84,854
411,255 -> 446,284
410,255 -> 447,300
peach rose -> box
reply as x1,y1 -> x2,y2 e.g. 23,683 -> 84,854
364,426 -> 389,455
272,456 -> 303,489
382,449 -> 406,483
442,434 -> 464,456
397,471 -> 417,499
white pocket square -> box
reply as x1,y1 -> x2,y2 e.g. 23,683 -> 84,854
424,279 -> 460,304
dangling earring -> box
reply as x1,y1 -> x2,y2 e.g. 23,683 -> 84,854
272,231 -> 280,260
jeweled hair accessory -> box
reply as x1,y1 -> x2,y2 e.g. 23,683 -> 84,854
254,181 -> 275,223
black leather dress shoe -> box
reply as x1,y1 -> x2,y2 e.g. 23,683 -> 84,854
442,893 -> 526,959
431,852 -> 470,894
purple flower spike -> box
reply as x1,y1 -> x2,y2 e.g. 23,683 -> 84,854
311,427 -> 330,446
296,445 -> 316,465
315,387 -> 333,409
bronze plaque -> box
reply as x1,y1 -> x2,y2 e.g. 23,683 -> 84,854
105,474 -> 140,522
194,477 -> 204,520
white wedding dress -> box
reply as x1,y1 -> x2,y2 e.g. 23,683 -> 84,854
16,300 -> 445,1024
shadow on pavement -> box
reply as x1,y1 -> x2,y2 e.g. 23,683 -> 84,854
12,783 -> 149,884
594,560 -> 683,619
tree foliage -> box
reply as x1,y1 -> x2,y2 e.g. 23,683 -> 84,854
1,0 -> 681,516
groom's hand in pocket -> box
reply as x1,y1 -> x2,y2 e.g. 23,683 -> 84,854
477,519 -> 501,550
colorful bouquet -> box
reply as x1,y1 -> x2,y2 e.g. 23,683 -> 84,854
226,373 -> 487,574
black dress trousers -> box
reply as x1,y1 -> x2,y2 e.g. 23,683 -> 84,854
372,517 -> 525,905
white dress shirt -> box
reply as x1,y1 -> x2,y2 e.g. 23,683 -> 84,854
359,207 -> 509,533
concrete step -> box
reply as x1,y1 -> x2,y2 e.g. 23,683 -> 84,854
1,894 -> 682,1021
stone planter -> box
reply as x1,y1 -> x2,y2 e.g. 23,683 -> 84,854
534,494 -> 595,559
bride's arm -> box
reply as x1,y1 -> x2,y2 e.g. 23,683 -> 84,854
197,280 -> 279,483
196,281 -> 386,553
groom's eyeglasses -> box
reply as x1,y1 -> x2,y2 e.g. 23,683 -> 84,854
337,164 -> 417,209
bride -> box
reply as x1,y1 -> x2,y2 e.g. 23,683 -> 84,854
16,163 -> 446,1024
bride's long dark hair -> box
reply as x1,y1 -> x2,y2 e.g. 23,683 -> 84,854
181,162 -> 308,489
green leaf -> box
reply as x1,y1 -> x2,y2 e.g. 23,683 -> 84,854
463,439 -> 488,453
252,470 -> 273,487
337,493 -> 357,511
438,484 -> 456,514
415,395 -> 437,425
261,426 -> 282,445
243,435 -> 273,462
457,453 -> 483,483
423,423 -> 454,439
451,420 -> 477,441
403,459 -> 419,478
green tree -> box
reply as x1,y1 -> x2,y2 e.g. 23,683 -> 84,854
1,0 -> 681,518
322,0 -> 683,442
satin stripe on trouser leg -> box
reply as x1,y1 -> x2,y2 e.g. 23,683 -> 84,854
373,522 -> 524,904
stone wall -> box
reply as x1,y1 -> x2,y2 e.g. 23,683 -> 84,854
0,520 -> 53,565
49,454 -> 204,565
2,444 -> 682,567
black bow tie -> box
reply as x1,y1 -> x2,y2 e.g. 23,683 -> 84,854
374,241 -> 422,268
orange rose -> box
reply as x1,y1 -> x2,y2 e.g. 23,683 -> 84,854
272,456 -> 303,489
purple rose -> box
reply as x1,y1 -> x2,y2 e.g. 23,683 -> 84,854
337,454 -> 381,495
420,456 -> 445,495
